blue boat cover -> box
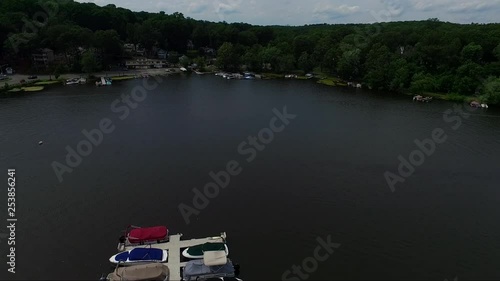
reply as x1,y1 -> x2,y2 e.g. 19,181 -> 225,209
129,248 -> 163,261
115,251 -> 130,262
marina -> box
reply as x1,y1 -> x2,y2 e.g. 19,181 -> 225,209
102,230 -> 237,281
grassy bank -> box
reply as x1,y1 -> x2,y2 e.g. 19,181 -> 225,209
8,86 -> 45,93
111,75 -> 136,81
317,77 -> 347,87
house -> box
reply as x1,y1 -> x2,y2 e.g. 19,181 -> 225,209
32,48 -> 54,68
135,46 -> 146,56
125,58 -> 167,69
158,49 -> 167,60
200,47 -> 216,56
6,67 -> 14,75
124,43 -> 136,53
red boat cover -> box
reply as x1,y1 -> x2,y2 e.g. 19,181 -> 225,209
128,226 -> 168,244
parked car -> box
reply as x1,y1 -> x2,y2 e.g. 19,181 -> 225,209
28,75 -> 37,79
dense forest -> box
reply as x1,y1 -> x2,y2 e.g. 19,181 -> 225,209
1,0 -> 500,102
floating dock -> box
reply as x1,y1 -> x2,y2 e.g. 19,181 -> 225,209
123,232 -> 226,281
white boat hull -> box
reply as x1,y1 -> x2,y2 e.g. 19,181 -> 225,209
109,249 -> 168,265
182,244 -> 229,259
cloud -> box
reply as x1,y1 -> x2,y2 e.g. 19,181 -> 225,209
73,0 -> 500,25
189,2 -> 209,14
448,0 -> 499,13
314,3 -> 360,20
214,0 -> 242,15
411,0 -> 438,11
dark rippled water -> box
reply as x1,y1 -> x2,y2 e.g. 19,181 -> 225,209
1,74 -> 500,280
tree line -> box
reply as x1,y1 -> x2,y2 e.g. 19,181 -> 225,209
1,0 -> 500,103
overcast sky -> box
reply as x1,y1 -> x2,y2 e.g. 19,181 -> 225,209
74,0 -> 500,25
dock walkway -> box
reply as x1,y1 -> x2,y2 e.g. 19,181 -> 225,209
124,232 -> 226,281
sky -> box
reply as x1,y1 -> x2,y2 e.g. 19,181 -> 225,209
74,0 -> 500,25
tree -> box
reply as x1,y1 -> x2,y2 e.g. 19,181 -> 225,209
216,42 -> 238,71
410,72 -> 437,94
480,77 -> 500,104
337,47 -> 361,80
179,55 -> 190,68
94,29 -> 123,56
81,50 -> 101,76
298,52 -> 314,73
453,62 -> 483,95
494,43 -> 500,61
364,44 -> 392,90
461,42 -> 483,63
242,44 -> 263,72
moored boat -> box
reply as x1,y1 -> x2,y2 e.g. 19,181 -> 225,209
413,95 -> 433,102
118,225 -> 168,251
109,248 -> 168,265
182,242 -> 229,259
102,263 -> 170,281
183,259 -> 240,281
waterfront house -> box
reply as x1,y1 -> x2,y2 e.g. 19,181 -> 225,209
32,48 -> 54,68
158,49 -> 167,60
124,43 -> 136,53
125,58 -> 167,69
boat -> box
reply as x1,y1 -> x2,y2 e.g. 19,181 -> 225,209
110,231 -> 236,281
180,67 -> 188,72
66,78 -> 80,85
182,242 -> 229,259
118,225 -> 169,251
67,78 -> 87,85
413,95 -> 433,102
183,259 -> 240,281
471,101 -> 489,109
98,77 -> 112,86
195,71 -> 204,75
102,263 -> 170,281
109,248 -> 168,265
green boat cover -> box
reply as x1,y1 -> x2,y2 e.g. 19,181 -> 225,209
186,242 -> 226,256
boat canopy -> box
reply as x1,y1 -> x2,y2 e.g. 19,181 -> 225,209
129,226 -> 168,244
108,264 -> 169,281
183,259 -> 235,281
187,242 -> 226,256
116,248 -> 164,262
204,250 -> 228,266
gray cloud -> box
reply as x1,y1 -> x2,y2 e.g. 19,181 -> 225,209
75,0 -> 500,25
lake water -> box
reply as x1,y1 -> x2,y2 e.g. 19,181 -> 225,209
1,74 -> 500,280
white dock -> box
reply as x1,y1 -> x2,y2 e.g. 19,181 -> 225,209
123,232 -> 226,281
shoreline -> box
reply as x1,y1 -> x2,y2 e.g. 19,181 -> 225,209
0,69 -> 487,106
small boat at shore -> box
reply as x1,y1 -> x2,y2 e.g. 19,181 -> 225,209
182,242 -> 229,259
413,95 -> 433,102
471,101 -> 489,109
101,263 -> 170,281
66,78 -> 86,85
110,248 -> 168,265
